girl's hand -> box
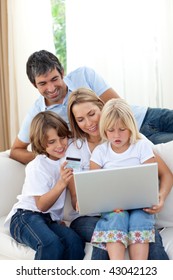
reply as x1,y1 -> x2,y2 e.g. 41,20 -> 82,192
60,161 -> 73,185
143,194 -> 164,214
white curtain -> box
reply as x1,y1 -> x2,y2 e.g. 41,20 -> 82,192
7,0 -> 55,145
66,0 -> 173,109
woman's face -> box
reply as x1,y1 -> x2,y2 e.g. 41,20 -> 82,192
72,102 -> 102,137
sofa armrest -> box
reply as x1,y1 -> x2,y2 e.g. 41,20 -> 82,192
0,156 -> 25,217
153,141 -> 173,228
0,150 -> 10,157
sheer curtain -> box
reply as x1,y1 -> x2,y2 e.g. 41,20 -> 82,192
0,0 -> 10,151
7,0 -> 55,147
66,0 -> 173,109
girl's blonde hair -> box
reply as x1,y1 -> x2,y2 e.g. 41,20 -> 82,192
99,98 -> 141,143
68,87 -> 104,140
30,111 -> 72,156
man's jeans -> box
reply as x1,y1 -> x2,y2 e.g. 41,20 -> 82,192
140,108 -> 173,144
10,209 -> 85,260
70,216 -> 169,260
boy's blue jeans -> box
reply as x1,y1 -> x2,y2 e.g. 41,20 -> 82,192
10,209 -> 85,260
140,108 -> 173,144
70,216 -> 169,260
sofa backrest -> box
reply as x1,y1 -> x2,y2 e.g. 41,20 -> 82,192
0,157 -> 25,216
153,141 -> 173,228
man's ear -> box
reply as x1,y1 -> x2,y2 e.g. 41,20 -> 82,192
32,82 -> 37,88
61,69 -> 65,78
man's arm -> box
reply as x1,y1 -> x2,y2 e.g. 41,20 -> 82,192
99,88 -> 120,102
10,137 -> 35,164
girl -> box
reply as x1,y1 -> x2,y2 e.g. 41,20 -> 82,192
66,87 -> 172,260
90,98 -> 170,259
5,111 -> 85,260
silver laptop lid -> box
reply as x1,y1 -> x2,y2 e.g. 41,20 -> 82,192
74,163 -> 159,215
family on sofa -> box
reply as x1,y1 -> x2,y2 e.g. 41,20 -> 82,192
2,50 -> 173,260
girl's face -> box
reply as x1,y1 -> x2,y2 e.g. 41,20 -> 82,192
45,128 -> 68,160
72,102 -> 102,137
106,119 -> 131,153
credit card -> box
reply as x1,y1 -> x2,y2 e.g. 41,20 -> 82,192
66,157 -> 81,172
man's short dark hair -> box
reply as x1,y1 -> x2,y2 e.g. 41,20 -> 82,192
26,50 -> 64,87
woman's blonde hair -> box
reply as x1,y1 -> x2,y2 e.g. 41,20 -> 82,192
30,111 -> 72,156
68,87 -> 104,140
99,98 -> 141,143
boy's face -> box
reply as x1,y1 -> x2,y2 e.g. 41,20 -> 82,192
45,128 -> 68,160
34,68 -> 67,106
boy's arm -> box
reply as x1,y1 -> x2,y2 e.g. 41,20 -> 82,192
68,176 -> 77,210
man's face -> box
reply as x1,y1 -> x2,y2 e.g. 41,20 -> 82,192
35,68 -> 67,105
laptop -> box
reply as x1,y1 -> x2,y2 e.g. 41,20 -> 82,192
73,163 -> 159,215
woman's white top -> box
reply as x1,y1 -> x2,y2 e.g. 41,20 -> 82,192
66,139 -> 92,171
65,139 -> 98,221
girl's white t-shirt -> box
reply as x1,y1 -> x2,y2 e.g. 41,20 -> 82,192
90,138 -> 155,169
5,154 -> 66,227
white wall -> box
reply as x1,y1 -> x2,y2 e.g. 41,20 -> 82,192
66,0 -> 173,109
8,0 -> 55,144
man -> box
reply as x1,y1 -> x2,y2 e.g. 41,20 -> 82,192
10,49 -> 173,164
10,50 -> 119,164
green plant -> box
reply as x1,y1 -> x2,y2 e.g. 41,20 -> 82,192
51,0 -> 66,73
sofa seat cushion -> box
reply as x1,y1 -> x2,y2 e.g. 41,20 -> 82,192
0,216 -> 35,260
0,216 -> 91,260
160,227 -> 173,260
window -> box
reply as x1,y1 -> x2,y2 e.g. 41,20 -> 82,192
51,0 -> 67,73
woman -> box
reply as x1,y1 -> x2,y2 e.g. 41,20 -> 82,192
66,87 -> 173,260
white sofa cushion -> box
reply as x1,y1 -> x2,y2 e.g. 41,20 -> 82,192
0,157 -> 25,217
160,227 -> 173,260
0,216 -> 35,260
153,141 -> 173,228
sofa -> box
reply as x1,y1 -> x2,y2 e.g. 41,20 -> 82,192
0,141 -> 173,260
